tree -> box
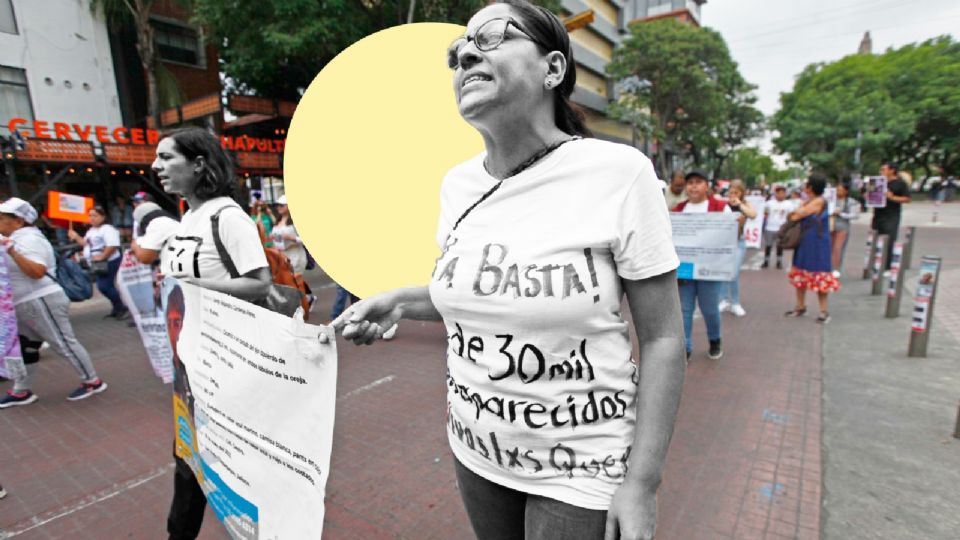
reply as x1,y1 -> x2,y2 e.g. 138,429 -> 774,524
719,147 -> 792,186
190,0 -> 561,101
606,18 -> 759,178
91,0 -> 184,126
773,36 -> 960,178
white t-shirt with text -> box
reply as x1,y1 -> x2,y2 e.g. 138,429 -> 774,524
765,199 -> 798,231
5,226 -> 61,305
680,200 -> 732,214
159,197 -> 267,282
83,224 -> 121,263
429,138 -> 679,510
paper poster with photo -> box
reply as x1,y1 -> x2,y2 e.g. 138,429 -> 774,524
823,186 -> 837,216
670,213 -> 740,281
0,256 -> 23,379
168,279 -> 337,539
117,251 -> 173,383
743,195 -> 765,249
864,176 -> 887,208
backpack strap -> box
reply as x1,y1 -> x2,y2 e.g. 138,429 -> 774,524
210,205 -> 241,279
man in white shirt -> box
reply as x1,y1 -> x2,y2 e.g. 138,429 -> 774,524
663,170 -> 687,209
762,185 -> 796,269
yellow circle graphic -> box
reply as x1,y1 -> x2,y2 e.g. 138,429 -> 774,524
285,23 -> 483,299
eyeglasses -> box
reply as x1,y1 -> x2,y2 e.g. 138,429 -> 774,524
447,18 -> 544,70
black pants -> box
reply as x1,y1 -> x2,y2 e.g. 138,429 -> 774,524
873,216 -> 900,270
167,454 -> 206,540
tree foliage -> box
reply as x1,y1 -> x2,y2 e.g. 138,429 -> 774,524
606,18 -> 762,178
772,36 -> 960,178
190,0 -> 560,101
719,147 -> 793,187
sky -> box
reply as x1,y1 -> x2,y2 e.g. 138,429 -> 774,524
701,0 -> 960,163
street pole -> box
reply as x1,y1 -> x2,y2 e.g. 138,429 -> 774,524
871,234 -> 888,295
862,229 -> 876,279
907,256 -> 941,358
901,226 -> 916,270
885,242 -> 904,317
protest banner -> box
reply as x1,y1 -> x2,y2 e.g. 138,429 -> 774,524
670,213 -> 740,281
864,176 -> 887,208
0,256 -> 23,379
117,251 -> 173,383
823,186 -> 837,216
743,195 -> 766,249
46,191 -> 93,227
168,279 -> 336,539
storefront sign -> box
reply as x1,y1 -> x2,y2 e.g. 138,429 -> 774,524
223,136 -> 285,153
7,118 -> 160,145
15,139 -> 96,163
104,143 -> 158,165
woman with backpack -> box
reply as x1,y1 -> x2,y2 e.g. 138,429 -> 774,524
68,205 -> 127,320
151,127 -> 271,540
0,198 -> 107,408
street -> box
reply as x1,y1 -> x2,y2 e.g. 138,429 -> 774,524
0,202 -> 958,539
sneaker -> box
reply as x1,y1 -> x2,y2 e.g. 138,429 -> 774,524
832,270 -> 841,278
115,309 -> 130,321
730,304 -> 746,317
0,484 -> 6,499
816,312 -> 832,324
381,324 -> 398,341
708,339 -> 723,360
761,260 -> 769,269
686,350 -> 692,360
307,294 -> 317,312
776,261 -> 783,270
718,299 -> 732,313
0,390 -> 38,409
39,341 -> 50,352
66,379 -> 108,401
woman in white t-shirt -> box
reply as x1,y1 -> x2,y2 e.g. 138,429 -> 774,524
68,205 -> 126,319
269,195 -> 307,273
151,127 -> 271,540
332,2 -> 685,538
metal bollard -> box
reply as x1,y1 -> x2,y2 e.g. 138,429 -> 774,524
871,235 -> 889,295
901,226 -> 915,270
908,256 -> 942,358
885,242 -> 904,317
862,229 -> 876,279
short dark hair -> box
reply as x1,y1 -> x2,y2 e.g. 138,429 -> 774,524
496,0 -> 592,138
90,204 -> 111,223
162,127 -> 236,202
884,161 -> 899,173
807,175 -> 827,196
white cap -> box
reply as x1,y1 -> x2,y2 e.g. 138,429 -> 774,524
0,197 -> 38,224
276,195 -> 287,205
132,202 -> 161,223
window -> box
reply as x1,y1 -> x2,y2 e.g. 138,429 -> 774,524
153,19 -> 204,67
0,66 -> 33,134
0,0 -> 17,35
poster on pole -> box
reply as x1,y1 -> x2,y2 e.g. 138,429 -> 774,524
0,256 -> 23,379
910,258 -> 940,333
168,280 -> 337,539
823,186 -> 837,216
670,213 -> 739,281
743,196 -> 765,249
117,251 -> 173,383
864,176 -> 887,208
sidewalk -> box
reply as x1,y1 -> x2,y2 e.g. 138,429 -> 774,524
821,224 -> 960,540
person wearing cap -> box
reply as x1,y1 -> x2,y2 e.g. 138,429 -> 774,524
130,191 -> 155,241
130,202 -> 179,265
672,170 -> 730,360
0,198 -> 107,408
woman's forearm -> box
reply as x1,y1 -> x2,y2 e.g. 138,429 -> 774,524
395,286 -> 441,321
189,267 -> 272,302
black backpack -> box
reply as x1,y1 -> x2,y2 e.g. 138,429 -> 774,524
48,253 -> 93,302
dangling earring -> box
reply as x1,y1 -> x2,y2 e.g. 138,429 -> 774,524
545,80 -> 555,89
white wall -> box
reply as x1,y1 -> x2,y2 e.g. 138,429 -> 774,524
0,0 -> 122,128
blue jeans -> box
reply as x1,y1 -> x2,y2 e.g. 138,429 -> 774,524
454,459 -> 607,540
679,280 -> 722,353
721,239 -> 747,304
96,257 -> 124,315
330,285 -> 359,320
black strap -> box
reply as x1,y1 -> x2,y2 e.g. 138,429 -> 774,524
451,136 -> 579,233
137,209 -> 176,236
210,205 -> 241,279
